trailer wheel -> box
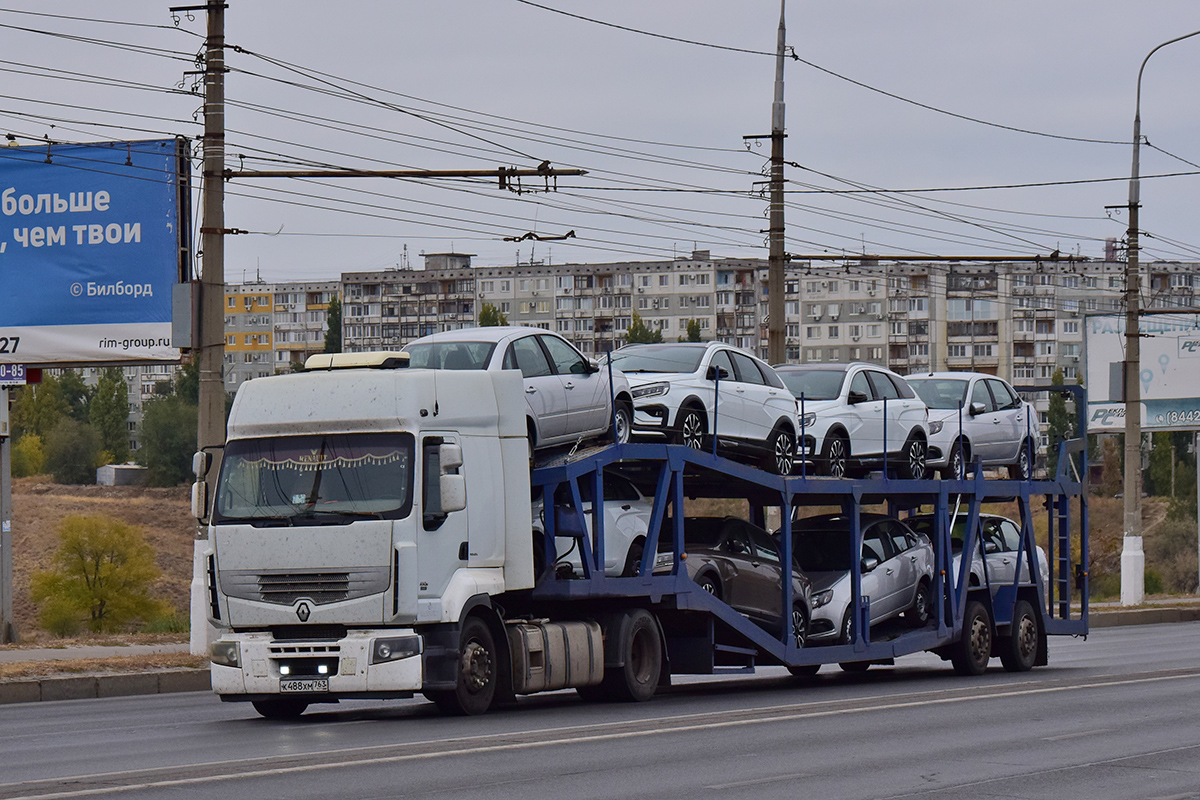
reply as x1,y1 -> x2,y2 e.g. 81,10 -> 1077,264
999,599 -> 1039,672
839,661 -> 870,673
951,600 -> 992,676
788,664 -> 820,677
251,698 -> 309,719
428,616 -> 497,715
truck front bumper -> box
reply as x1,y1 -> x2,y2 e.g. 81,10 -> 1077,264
210,629 -> 424,701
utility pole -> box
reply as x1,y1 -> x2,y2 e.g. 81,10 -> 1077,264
767,1 -> 787,364
0,389 -> 13,642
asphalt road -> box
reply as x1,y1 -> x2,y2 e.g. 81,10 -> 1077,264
3,622 -> 1200,800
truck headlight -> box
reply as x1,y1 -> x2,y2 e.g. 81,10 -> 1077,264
811,589 -> 834,609
370,635 -> 422,664
632,381 -> 670,399
928,420 -> 944,435
210,640 -> 240,668
800,412 -> 816,428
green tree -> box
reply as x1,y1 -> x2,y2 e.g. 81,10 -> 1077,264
138,396 -> 198,486
683,319 -> 702,342
625,311 -> 663,344
11,433 -> 45,477
10,375 -> 69,439
30,515 -> 168,635
89,368 -> 130,463
478,302 -> 508,326
323,295 -> 343,353
173,360 -> 200,404
45,418 -> 102,484
1045,369 -> 1073,479
58,369 -> 92,422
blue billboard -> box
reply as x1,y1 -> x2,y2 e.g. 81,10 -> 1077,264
0,138 -> 189,363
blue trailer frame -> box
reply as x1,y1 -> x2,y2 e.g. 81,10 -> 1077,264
529,385 -> 1088,676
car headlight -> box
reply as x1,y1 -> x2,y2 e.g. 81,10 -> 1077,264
370,635 -> 422,665
210,640 -> 240,668
928,420 -> 944,435
800,412 -> 816,428
632,381 -> 670,399
654,552 -> 675,569
811,589 -> 834,609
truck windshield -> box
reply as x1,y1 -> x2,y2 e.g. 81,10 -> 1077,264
213,432 -> 415,525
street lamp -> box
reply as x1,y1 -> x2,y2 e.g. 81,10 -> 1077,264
1121,29 -> 1200,607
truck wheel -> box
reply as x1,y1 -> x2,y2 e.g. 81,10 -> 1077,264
251,698 -> 308,719
581,609 -> 662,703
951,600 -> 992,676
429,616 -> 497,715
839,661 -> 870,673
999,599 -> 1039,672
788,664 -> 820,677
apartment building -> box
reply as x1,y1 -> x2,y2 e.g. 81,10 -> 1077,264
223,279 -> 338,390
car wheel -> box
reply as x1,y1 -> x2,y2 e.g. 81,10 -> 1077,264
950,600 -> 992,676
943,441 -> 966,480
251,698 -> 309,719
621,539 -> 645,578
791,602 -> 809,648
999,599 -> 1039,672
696,571 -> 722,600
426,616 -> 497,715
676,406 -> 707,450
765,426 -> 796,475
1009,440 -> 1032,480
823,433 -> 850,478
901,433 -> 927,480
611,399 -> 633,445
839,608 -> 854,644
906,579 -> 933,627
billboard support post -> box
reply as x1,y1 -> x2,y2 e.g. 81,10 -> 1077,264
0,388 -> 13,643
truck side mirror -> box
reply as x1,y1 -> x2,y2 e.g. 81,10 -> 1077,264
439,443 -> 463,470
440,474 -> 466,513
192,451 -> 211,479
190,480 -> 209,520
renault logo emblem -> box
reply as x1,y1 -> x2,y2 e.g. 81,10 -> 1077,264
296,602 -> 311,622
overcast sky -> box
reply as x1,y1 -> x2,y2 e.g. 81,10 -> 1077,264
1,1 -> 1198,283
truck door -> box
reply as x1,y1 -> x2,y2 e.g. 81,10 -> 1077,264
418,435 -> 469,606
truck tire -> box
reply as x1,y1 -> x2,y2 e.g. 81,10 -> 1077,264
999,599 -> 1039,672
951,600 -> 992,676
427,616 -> 497,715
839,661 -> 870,673
578,609 -> 662,703
251,698 -> 309,719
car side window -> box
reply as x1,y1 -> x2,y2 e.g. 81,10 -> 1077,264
508,337 -> 552,378
999,519 -> 1022,551
539,334 -> 589,375
886,522 -> 911,554
749,527 -> 781,565
730,352 -> 766,385
891,374 -> 917,399
863,523 -> 894,563
988,379 -> 1020,410
722,524 -> 752,556
603,475 -> 641,502
850,371 -> 871,398
867,371 -> 900,401
970,380 -> 995,412
760,363 -> 788,390
709,348 -> 735,380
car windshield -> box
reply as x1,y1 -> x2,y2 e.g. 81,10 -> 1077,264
609,345 -> 705,374
909,378 -> 968,409
793,529 -> 855,572
214,432 -> 415,525
908,516 -> 968,552
778,369 -> 846,401
404,341 -> 496,370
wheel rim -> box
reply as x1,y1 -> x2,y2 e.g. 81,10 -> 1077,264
1016,613 -> 1037,661
614,406 -> 631,444
1018,448 -> 1030,479
681,411 -> 704,449
462,640 -> 493,694
969,614 -> 990,666
700,577 -> 718,596
908,439 -> 926,479
950,448 -> 963,479
828,438 -> 847,478
841,611 -> 853,643
774,432 -> 795,475
914,585 -> 930,623
792,607 -> 807,648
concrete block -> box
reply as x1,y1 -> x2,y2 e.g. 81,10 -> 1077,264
97,673 -> 159,698
157,670 -> 210,694
40,676 -> 97,701
0,680 -> 43,704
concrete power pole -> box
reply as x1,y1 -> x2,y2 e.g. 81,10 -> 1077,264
766,0 -> 787,365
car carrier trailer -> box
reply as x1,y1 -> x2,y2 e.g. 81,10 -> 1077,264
196,356 -> 1087,717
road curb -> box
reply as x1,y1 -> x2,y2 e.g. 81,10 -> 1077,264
1088,606 -> 1200,628
0,669 -> 210,705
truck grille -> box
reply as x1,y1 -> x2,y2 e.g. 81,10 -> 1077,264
221,567 -> 389,606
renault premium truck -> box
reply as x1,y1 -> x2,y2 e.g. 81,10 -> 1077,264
196,352 -> 1087,718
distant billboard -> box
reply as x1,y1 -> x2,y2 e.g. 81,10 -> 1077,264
0,138 -> 189,364
1085,313 -> 1200,432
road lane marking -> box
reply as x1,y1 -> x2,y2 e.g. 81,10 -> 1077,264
1040,727 -> 1113,741
704,772 -> 812,789
4,669 -> 1200,800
